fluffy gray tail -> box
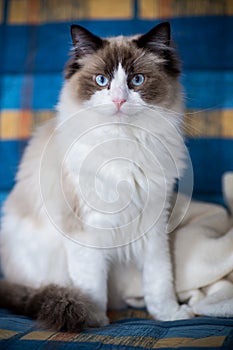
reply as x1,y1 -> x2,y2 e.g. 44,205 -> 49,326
0,280 -> 107,331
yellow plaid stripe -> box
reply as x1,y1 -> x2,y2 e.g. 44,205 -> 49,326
1,109 -> 233,140
0,329 -> 20,340
20,331 -> 226,348
8,0 -> 133,24
0,110 -> 55,140
4,0 -> 233,24
139,0 -> 233,19
184,109 -> 233,138
0,326 -> 227,348
0,327 -> 227,348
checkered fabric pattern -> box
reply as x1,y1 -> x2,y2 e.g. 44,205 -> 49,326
0,1 -> 233,349
1,309 -> 233,349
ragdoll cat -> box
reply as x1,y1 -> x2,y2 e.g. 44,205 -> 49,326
0,22 -> 193,331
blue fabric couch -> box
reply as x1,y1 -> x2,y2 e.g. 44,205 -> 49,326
1,0 -> 233,348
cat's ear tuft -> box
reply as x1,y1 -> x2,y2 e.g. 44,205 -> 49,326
65,25 -> 104,79
136,22 -> 171,50
136,22 -> 180,77
71,25 -> 103,56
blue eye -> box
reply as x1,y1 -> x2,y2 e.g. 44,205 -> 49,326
95,74 -> 109,87
131,74 -> 145,86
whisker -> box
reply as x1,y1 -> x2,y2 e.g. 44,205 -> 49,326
182,123 -> 201,137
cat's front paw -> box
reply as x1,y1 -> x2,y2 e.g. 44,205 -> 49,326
149,302 -> 194,321
170,304 -> 194,321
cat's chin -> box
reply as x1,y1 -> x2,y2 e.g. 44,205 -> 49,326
120,103 -> 145,116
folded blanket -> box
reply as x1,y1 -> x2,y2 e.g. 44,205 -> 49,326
121,172 -> 233,317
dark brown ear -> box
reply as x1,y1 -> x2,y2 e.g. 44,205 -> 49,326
136,22 -> 171,50
71,24 -> 103,56
65,25 -> 104,79
135,22 -> 180,77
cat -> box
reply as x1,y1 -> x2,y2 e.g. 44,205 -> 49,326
0,22 -> 193,331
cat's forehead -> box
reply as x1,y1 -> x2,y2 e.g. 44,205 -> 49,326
80,38 -> 164,76
100,39 -> 141,72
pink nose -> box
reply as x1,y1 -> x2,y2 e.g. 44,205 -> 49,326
113,99 -> 126,110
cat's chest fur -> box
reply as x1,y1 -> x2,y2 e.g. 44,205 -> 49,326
59,117 -> 178,250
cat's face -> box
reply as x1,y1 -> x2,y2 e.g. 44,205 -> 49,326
64,22 -> 181,116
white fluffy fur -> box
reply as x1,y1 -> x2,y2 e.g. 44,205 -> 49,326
113,189 -> 233,318
0,64 -> 192,322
